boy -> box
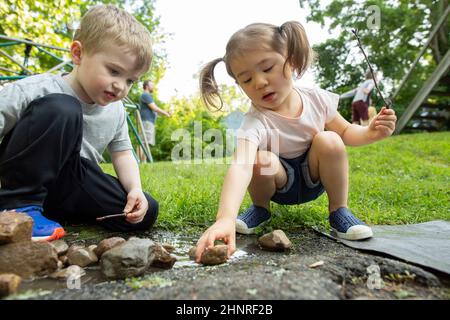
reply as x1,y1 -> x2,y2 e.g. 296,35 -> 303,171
0,5 -> 158,241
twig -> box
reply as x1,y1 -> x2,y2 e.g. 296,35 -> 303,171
351,29 -> 392,109
96,212 -> 127,221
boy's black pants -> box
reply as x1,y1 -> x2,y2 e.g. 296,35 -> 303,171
0,93 -> 158,232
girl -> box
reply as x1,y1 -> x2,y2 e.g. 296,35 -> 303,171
195,21 -> 396,262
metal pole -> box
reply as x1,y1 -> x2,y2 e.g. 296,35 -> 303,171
0,35 -> 70,52
0,49 -> 33,74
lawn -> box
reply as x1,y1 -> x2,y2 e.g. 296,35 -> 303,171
101,132 -> 450,234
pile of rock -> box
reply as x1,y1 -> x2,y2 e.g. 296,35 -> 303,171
0,211 -> 178,298
0,211 -> 59,298
0,210 -> 294,298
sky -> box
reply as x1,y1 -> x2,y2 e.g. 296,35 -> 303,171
153,0 -> 337,101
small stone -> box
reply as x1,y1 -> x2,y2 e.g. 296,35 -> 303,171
50,240 -> 69,256
50,265 -> 86,280
309,261 -> 324,268
150,244 -> 177,269
94,237 -> 126,258
162,243 -> 175,253
0,211 -> 33,244
67,246 -> 98,267
258,230 -> 292,251
59,255 -> 69,267
201,245 -> 228,265
188,245 -> 228,265
0,273 -> 22,298
188,246 -> 197,260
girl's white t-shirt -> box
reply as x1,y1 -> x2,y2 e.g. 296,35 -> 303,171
236,86 -> 339,159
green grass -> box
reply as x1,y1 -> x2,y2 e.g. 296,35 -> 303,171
101,132 -> 450,234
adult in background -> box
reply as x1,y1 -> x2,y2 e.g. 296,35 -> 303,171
138,80 -> 171,161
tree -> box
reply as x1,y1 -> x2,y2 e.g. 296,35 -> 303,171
303,0 -> 449,117
0,0 -> 167,89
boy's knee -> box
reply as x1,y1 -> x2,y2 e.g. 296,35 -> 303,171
313,131 -> 345,155
32,93 -> 82,122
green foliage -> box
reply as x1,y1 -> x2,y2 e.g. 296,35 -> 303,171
0,0 -> 167,84
304,0 -> 449,119
128,84 -> 249,162
150,94 -> 228,161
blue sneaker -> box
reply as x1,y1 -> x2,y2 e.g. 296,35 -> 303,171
10,206 -> 65,242
236,205 -> 271,234
329,207 -> 373,240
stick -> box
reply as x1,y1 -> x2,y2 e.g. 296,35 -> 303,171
351,29 -> 392,109
96,213 -> 127,221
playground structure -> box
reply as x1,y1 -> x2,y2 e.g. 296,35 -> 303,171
392,5 -> 450,133
0,35 -> 153,163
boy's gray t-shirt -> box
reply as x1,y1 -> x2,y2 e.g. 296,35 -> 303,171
0,73 -> 132,163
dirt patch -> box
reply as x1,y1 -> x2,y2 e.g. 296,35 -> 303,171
8,226 -> 450,300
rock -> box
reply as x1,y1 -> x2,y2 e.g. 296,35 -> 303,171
50,265 -> 86,280
188,245 -> 228,265
188,246 -> 197,260
258,230 -> 292,251
67,244 -> 84,256
87,245 -> 98,260
67,246 -> 98,267
94,237 -> 126,258
100,238 -> 155,280
50,240 -> 69,256
200,245 -> 228,265
161,243 -> 175,253
59,255 -> 69,267
150,244 -> 177,269
309,261 -> 325,268
0,211 -> 33,244
0,242 -> 58,278
0,273 -> 22,298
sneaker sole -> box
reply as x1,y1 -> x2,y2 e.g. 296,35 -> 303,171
236,219 -> 270,235
332,227 -> 373,241
31,227 -> 65,242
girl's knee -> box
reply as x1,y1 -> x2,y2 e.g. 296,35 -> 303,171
312,131 -> 345,155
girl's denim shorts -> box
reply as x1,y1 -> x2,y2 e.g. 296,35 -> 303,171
271,151 -> 325,205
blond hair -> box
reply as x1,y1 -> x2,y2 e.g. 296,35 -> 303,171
74,4 -> 153,71
200,21 -> 315,111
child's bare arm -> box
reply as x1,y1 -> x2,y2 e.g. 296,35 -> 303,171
326,107 -> 397,146
111,150 -> 148,223
195,139 -> 258,262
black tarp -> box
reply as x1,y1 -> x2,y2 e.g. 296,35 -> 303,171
316,220 -> 450,275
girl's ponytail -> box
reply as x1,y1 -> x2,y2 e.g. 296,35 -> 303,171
279,21 -> 315,78
199,58 -> 224,111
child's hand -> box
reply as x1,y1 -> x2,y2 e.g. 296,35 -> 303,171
123,188 -> 148,224
368,107 -> 397,140
195,218 -> 236,263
